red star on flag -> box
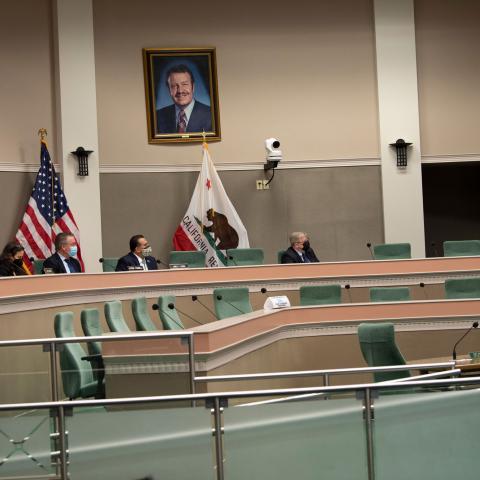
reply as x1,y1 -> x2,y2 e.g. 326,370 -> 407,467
206,179 -> 212,190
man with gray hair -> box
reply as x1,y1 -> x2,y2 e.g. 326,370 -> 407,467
281,232 -> 319,264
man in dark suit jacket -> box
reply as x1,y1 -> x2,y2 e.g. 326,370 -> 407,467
116,234 -> 159,272
156,64 -> 212,134
281,232 -> 319,264
43,232 -> 82,274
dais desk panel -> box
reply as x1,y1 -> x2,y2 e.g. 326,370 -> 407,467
1,257 -> 480,314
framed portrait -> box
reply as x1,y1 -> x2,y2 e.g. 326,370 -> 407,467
143,47 -> 221,144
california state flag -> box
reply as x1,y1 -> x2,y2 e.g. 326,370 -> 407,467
173,143 -> 249,267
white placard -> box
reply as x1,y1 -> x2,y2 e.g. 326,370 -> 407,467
263,295 -> 291,311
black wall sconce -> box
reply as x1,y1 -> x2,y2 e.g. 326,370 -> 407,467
71,147 -> 93,176
389,139 -> 412,168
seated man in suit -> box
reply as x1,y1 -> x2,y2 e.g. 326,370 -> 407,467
43,232 -> 82,273
116,234 -> 158,272
281,232 -> 319,264
156,64 -> 212,134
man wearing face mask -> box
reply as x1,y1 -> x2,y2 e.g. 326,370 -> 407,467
42,232 -> 82,274
115,235 -> 159,272
281,232 -> 319,264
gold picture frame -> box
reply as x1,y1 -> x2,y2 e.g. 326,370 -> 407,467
143,47 -> 221,144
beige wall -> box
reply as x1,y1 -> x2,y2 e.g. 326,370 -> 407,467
415,0 -> 480,155
0,0 -> 56,166
93,0 -> 379,166
100,166 -> 384,263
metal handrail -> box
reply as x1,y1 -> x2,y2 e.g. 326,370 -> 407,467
0,331 -> 192,347
1,375 -> 479,411
194,361 -> 455,383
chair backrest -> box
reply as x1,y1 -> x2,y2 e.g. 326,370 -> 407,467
372,243 -> 411,260
99,257 -> 119,272
156,296 -> 184,330
444,278 -> 480,299
357,322 -> 410,382
227,248 -> 264,266
277,250 -> 286,264
132,297 -> 157,331
169,251 -> 206,268
443,240 -> 480,257
299,285 -> 342,306
213,287 -> 252,320
104,300 -> 130,332
33,259 -> 44,275
80,308 -> 103,355
54,311 -> 95,399
370,287 -> 411,303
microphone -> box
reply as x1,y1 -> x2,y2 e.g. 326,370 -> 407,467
152,303 -> 185,329
156,258 -> 170,268
344,284 -> 352,303
366,242 -> 375,260
168,302 -> 206,326
419,282 -> 428,299
431,242 -> 439,257
452,321 -> 479,360
228,255 -> 238,266
191,295 -> 217,319
260,287 -> 267,294
216,294 -> 246,315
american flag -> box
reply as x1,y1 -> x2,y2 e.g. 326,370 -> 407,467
15,140 -> 84,273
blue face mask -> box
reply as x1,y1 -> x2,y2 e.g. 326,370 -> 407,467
69,245 -> 78,257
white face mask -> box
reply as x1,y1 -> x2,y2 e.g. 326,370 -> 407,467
142,246 -> 153,257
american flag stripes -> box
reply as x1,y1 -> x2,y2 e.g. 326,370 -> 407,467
15,141 -> 84,273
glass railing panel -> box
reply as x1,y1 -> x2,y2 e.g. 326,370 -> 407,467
223,395 -> 368,480
0,346 -> 51,404
375,387 -> 480,480
0,409 -> 55,478
67,404 -> 214,480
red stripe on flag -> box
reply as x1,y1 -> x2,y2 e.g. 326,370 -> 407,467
19,223 -> 44,259
172,225 -> 197,251
25,205 -> 53,251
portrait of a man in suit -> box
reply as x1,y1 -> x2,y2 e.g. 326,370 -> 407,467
156,64 -> 212,135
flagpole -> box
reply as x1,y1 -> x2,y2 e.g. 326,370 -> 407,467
200,131 -> 206,234
38,128 -> 55,253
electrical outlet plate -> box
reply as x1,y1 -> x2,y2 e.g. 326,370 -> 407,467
263,180 -> 270,190
256,180 -> 264,190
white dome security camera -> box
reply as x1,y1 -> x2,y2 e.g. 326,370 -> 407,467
265,138 -> 282,162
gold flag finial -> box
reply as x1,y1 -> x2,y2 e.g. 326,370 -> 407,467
38,128 -> 48,141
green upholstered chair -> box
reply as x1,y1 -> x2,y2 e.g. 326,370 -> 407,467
132,297 -> 157,331
99,257 -> 119,272
104,300 -> 130,333
33,259 -> 44,275
169,251 -> 206,268
370,287 -> 411,303
357,322 -> 410,383
54,311 -> 99,399
372,243 -> 411,260
213,287 -> 252,320
80,308 -> 103,355
299,285 -> 342,306
277,250 -> 286,264
156,296 -> 185,330
443,240 -> 480,257
444,278 -> 480,299
227,248 -> 264,266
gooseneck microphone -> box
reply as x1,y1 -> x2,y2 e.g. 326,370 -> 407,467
452,321 -> 479,360
228,256 -> 238,266
191,295 -> 217,319
366,243 -> 375,260
216,294 -> 246,315
156,258 -> 170,268
151,303 -> 184,329
167,303 -> 206,326
260,288 -> 268,294
344,284 -> 352,303
419,282 -> 428,299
